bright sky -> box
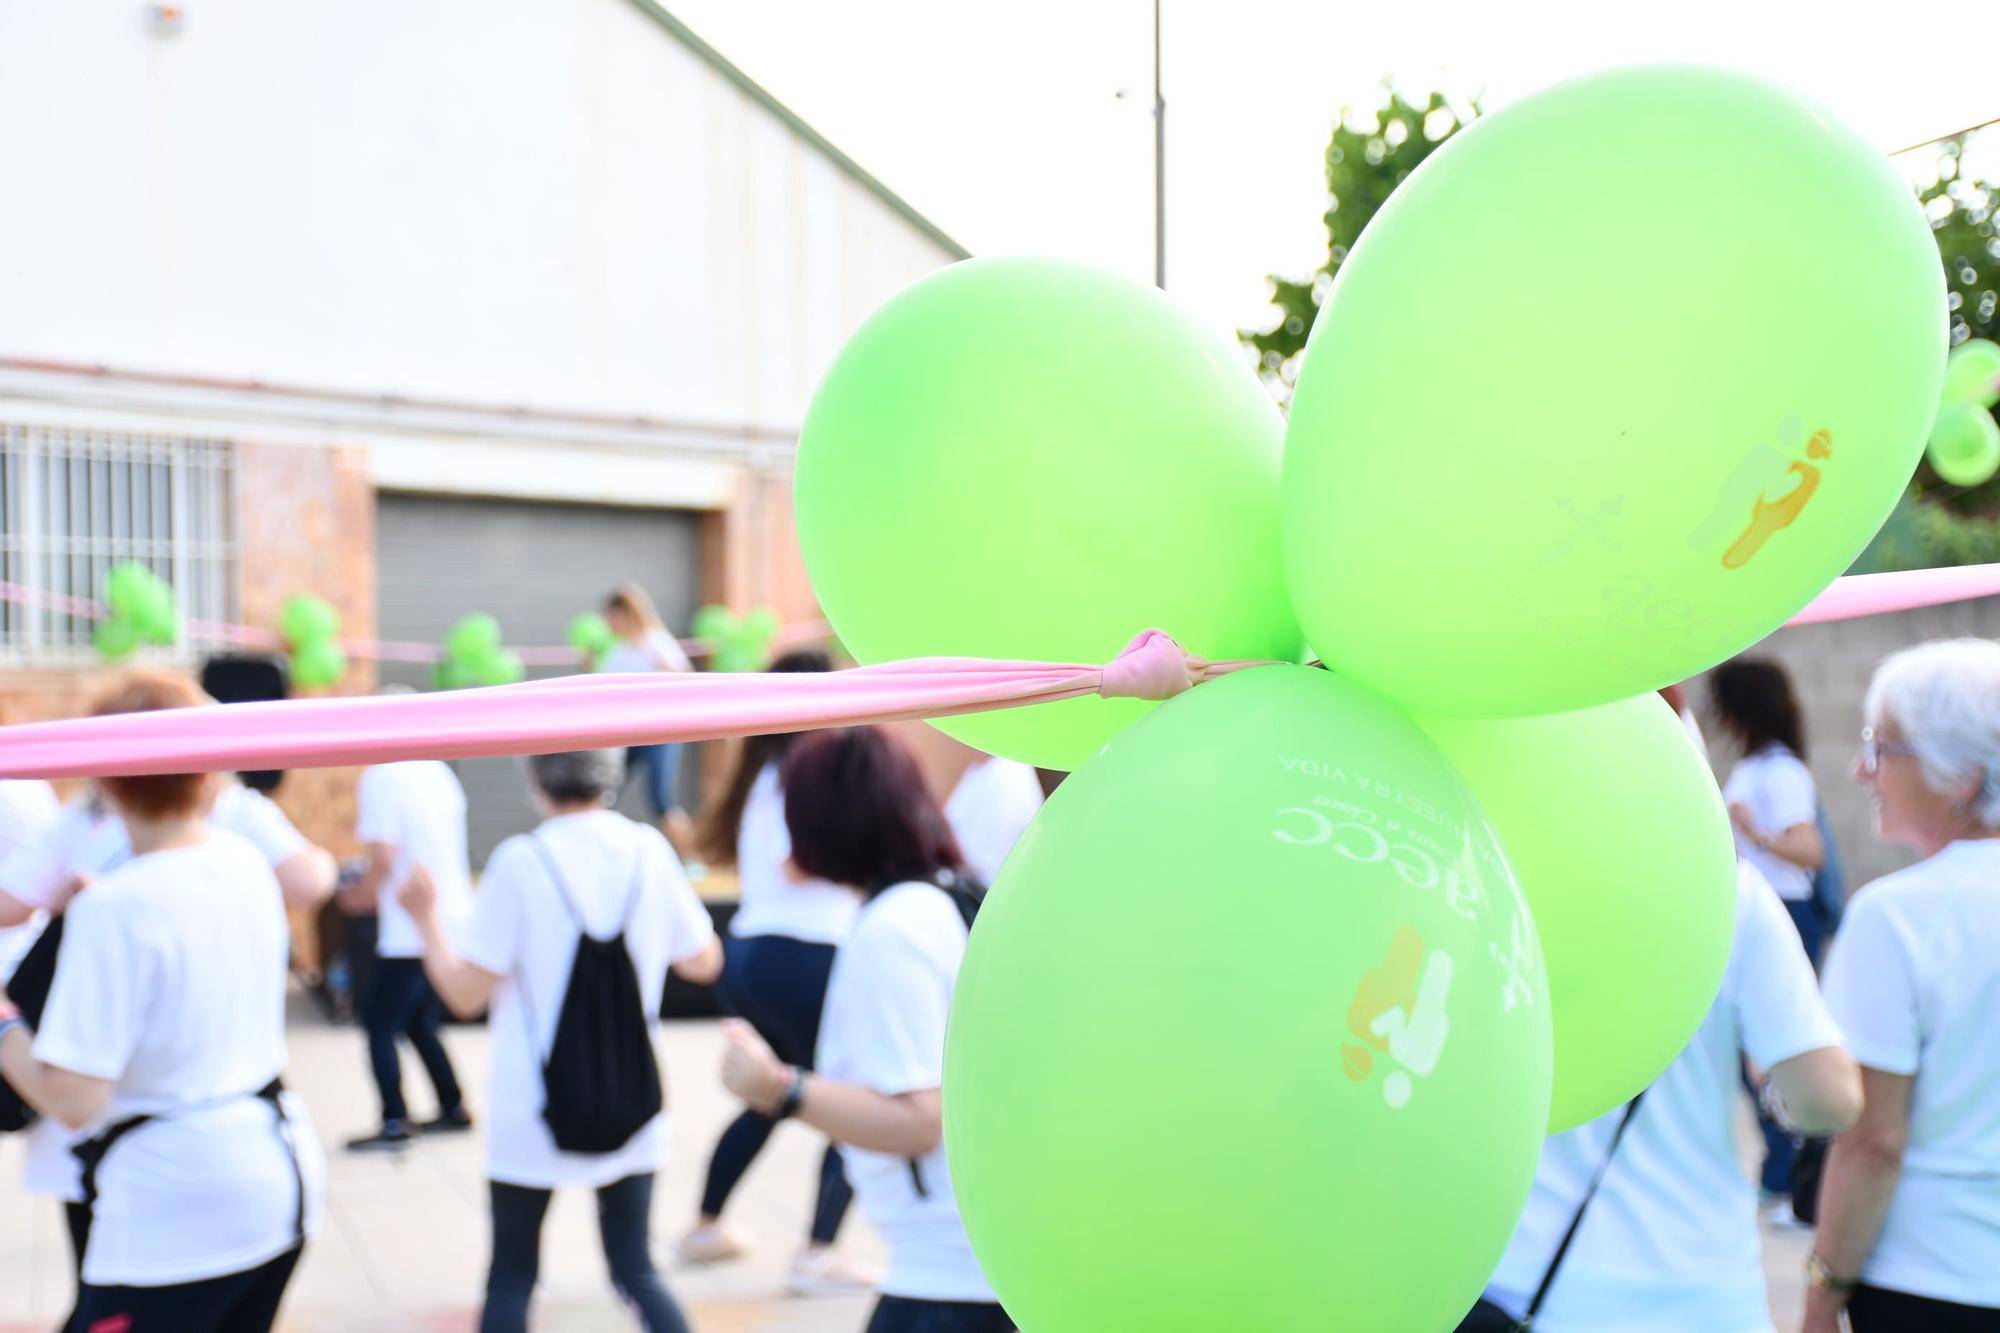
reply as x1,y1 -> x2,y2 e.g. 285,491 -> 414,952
669,0 -> 1995,341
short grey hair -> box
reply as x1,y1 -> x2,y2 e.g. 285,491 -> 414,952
1864,638 -> 2000,828
528,749 -> 625,806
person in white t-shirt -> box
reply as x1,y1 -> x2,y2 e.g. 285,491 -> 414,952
0,768 -> 60,977
942,755 -> 1043,887
395,748 -> 721,1333
345,756 -> 476,1150
1711,655 -> 1831,1209
1473,860 -> 1859,1332
1809,639 -> 2000,1333
679,649 -> 875,1292
720,726 -> 1012,1333
599,584 -> 696,837
0,670 -> 323,1331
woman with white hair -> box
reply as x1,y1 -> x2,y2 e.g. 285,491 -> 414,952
1807,638 -> 2000,1332
400,748 -> 722,1333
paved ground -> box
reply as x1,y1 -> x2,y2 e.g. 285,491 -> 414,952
0,997 -> 1812,1331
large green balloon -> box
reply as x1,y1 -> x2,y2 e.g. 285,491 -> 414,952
945,667 -> 1551,1330
1418,695 -> 1735,1132
1284,66 -> 1946,718
796,257 -> 1298,770
1928,402 -> 2000,488
1942,338 -> 2000,409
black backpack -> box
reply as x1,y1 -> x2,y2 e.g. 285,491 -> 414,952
0,916 -> 64,1133
521,836 -> 664,1156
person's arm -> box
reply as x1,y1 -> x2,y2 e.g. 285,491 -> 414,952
342,842 -> 394,915
720,1018 -> 941,1155
0,1009 -> 114,1130
1803,1066 -> 1913,1332
273,847 -> 338,912
1729,804 -> 1825,871
672,935 -> 724,986
400,865 -> 500,1019
1765,1044 -> 1863,1137
0,888 -> 34,928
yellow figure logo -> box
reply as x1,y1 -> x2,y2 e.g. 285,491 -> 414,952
1721,428 -> 1832,569
1341,926 -> 1454,1109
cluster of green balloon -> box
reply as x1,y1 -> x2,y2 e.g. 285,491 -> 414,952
794,256 -> 1299,770
94,563 -> 178,660
946,668 -> 1553,1331
279,594 -> 347,690
568,613 -> 617,670
433,614 -> 525,689
690,605 -> 780,672
1927,339 -> 2000,487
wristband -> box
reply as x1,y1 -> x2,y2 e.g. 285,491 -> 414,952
0,1014 -> 27,1045
774,1067 -> 808,1121
1807,1253 -> 1856,1293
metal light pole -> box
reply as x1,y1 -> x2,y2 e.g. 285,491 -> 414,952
1152,0 -> 1165,288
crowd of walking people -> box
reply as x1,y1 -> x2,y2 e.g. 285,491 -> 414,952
1,608 -> 1997,1331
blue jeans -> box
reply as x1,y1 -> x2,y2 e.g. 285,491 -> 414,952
866,1296 -> 1015,1332
483,1175 -> 689,1333
624,743 -> 683,819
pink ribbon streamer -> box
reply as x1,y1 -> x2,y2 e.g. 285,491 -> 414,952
0,631 -> 1261,779
1782,562 -> 2000,627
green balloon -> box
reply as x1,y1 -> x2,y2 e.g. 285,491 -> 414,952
689,605 -> 733,641
468,649 -> 525,687
1284,66 -> 1946,718
104,562 -> 152,617
567,612 -> 616,659
290,638 -> 348,690
797,257 -> 1299,770
432,659 -> 463,691
93,617 -> 140,661
1418,694 -> 1735,1132
132,584 -> 178,645
1927,402 -> 2000,488
945,667 -> 1551,1330
281,594 -> 341,648
1942,338 -> 2000,409
446,613 -> 502,661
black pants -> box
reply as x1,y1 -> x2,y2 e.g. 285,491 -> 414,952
1850,1284 -> 2000,1331
483,1174 -> 689,1333
698,933 -> 852,1242
865,1295 -> 1016,1332
363,956 -> 465,1124
70,1245 -> 302,1333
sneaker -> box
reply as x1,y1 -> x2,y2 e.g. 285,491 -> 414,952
417,1109 -> 475,1135
1762,1198 -> 1811,1232
785,1247 -> 879,1297
675,1223 -> 752,1266
346,1122 -> 415,1152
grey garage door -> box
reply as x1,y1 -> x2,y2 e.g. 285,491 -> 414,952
374,491 -> 701,865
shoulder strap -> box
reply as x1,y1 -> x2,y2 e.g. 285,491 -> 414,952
1520,1087 -> 1648,1329
525,835 -> 586,932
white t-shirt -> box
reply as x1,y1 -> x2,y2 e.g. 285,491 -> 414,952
1821,838 -> 2000,1307
3,785 -> 315,1200
601,627 -> 693,676
356,760 -> 473,958
32,832 -> 325,1286
728,763 -> 859,944
0,779 -> 61,977
817,881 -> 992,1302
943,758 -> 1044,887
458,810 -> 715,1189
1723,745 -> 1818,902
1481,861 -> 1841,1331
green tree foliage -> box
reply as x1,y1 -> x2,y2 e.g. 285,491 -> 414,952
1242,88 -> 1478,398
1917,138 -> 2000,513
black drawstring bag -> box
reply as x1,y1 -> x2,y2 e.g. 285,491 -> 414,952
522,837 -> 663,1155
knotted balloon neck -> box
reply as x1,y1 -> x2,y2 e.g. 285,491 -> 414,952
1097,630 -> 1224,701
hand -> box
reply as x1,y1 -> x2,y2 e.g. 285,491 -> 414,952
1801,1286 -> 1846,1333
719,1018 -> 790,1113
1728,803 -> 1762,842
397,864 -> 438,921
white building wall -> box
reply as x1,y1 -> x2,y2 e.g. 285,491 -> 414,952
0,0 -> 957,432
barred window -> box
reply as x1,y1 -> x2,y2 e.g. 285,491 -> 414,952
0,424 -> 237,666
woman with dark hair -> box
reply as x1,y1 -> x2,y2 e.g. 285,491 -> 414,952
719,726 -> 1010,1333
679,650 -> 872,1293
0,670 -> 322,1331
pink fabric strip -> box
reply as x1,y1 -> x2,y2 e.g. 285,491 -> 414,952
1781,563 -> 2000,627
0,632 -> 1263,779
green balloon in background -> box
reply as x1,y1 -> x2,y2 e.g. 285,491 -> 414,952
281,594 -> 342,648
568,613 -> 616,662
480,649 -> 527,687
1942,338 -> 2000,409
945,667 -> 1551,1331
290,637 -> 348,690
1927,402 -> 2000,487
796,257 -> 1299,770
1284,65 -> 1946,718
93,617 -> 140,661
105,563 -> 153,617
1418,694 -> 1735,1132
446,613 -> 502,662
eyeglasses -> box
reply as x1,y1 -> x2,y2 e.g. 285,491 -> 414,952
1859,727 -> 1917,777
